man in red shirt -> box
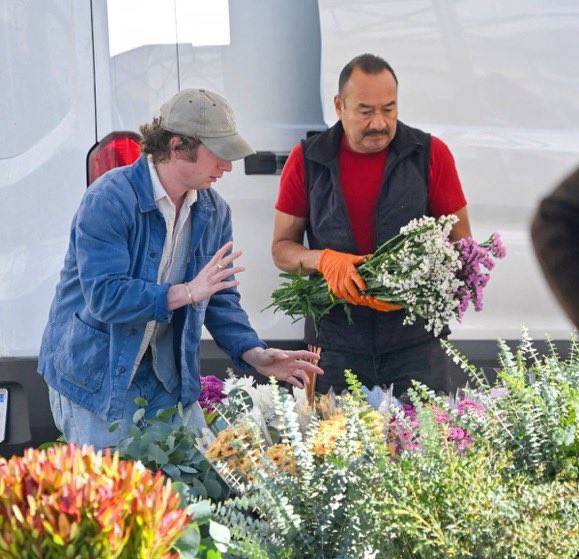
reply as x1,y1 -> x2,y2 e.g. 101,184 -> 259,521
272,53 -> 471,396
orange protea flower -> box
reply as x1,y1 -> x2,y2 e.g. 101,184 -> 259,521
0,443 -> 190,559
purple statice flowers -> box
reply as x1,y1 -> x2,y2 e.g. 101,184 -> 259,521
198,375 -> 226,413
453,232 -> 507,319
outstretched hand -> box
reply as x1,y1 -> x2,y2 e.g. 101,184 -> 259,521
188,241 -> 245,303
241,347 -> 323,389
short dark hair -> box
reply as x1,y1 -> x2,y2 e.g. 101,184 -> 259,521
338,53 -> 398,95
139,117 -> 202,164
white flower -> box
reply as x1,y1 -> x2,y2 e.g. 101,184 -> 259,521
374,216 -> 462,336
223,373 -> 254,395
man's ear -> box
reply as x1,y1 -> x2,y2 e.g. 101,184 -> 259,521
168,136 -> 182,158
334,94 -> 344,118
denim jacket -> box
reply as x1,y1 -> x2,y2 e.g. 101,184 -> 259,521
38,155 -> 265,421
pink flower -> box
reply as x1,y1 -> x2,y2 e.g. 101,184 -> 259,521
448,426 -> 467,440
456,398 -> 485,416
433,407 -> 449,424
198,375 -> 226,413
401,403 -> 416,418
488,232 -> 507,258
448,426 -> 472,452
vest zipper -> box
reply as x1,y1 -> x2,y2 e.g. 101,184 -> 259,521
373,144 -> 420,249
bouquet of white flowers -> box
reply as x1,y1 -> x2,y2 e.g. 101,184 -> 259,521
269,215 -> 506,336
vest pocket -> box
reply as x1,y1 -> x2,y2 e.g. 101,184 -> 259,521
54,313 -> 109,393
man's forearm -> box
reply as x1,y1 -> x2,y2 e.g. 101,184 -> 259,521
272,240 -> 322,275
449,207 -> 471,241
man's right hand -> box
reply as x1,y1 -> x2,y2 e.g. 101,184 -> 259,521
316,248 -> 368,305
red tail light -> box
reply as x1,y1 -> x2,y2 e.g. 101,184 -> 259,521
86,131 -> 142,186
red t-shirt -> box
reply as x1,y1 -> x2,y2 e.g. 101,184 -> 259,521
275,134 -> 467,254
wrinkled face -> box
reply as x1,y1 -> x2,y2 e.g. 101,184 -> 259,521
172,141 -> 233,189
334,67 -> 398,154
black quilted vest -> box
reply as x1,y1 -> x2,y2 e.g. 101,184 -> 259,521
302,120 -> 444,353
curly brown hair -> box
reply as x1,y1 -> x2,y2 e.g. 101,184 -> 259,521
139,117 -> 201,164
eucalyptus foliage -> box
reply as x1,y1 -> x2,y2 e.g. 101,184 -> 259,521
208,353 -> 579,559
113,399 -> 230,502
443,329 -> 579,481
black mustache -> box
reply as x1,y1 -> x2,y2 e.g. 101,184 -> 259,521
363,128 -> 389,137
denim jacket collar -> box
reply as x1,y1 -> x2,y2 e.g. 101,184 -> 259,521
128,155 -> 216,216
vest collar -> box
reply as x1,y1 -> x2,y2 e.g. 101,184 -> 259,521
304,120 -> 425,167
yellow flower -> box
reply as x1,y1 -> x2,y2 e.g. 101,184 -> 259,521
205,427 -> 239,460
266,444 -> 296,475
362,409 -> 386,437
308,415 -> 347,457
205,422 -> 263,478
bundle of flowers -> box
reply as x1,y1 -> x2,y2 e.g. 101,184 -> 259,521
269,215 -> 506,335
204,372 -> 483,466
203,378 -> 485,479
387,397 -> 484,455
111,374 -> 274,504
0,444 -> 191,559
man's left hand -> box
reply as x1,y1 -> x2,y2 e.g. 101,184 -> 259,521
241,347 -> 323,389
360,295 -> 402,312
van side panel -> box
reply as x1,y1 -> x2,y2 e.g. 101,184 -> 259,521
0,0 -> 96,357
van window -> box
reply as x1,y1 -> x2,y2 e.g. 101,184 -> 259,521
0,3 -> 82,158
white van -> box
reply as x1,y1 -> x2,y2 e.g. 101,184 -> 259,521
1,0 -> 576,452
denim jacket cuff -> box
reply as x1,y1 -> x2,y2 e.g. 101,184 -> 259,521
154,282 -> 172,322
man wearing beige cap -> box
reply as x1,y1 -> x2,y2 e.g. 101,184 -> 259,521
39,88 -> 323,449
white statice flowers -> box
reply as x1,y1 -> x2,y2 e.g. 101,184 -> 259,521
375,215 -> 462,336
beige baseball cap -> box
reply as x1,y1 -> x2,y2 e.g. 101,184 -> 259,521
159,88 -> 255,161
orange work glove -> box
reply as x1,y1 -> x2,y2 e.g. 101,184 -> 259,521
360,295 -> 402,312
316,249 -> 403,311
316,249 -> 367,305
